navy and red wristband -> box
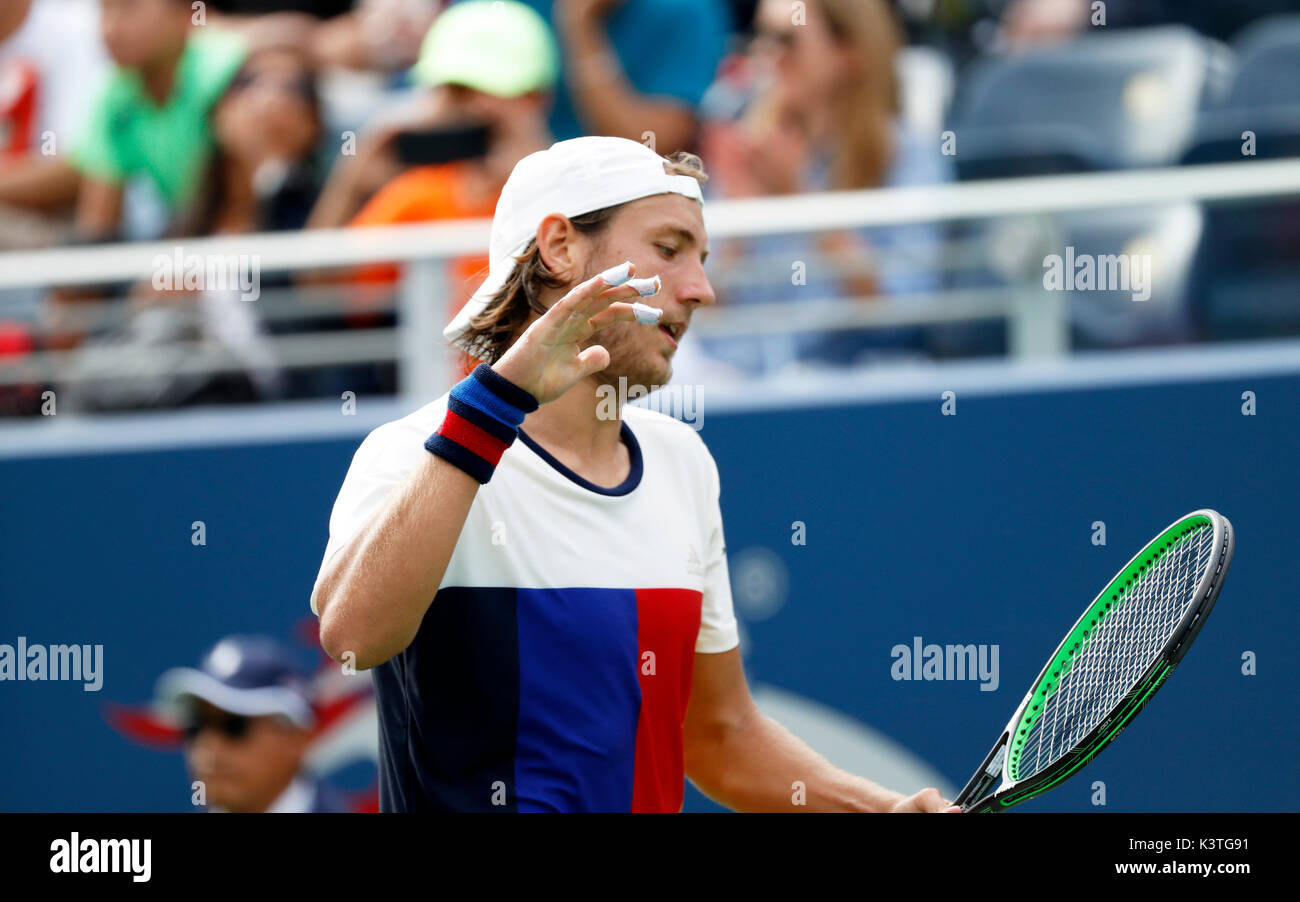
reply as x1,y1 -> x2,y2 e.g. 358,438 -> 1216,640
424,364 -> 539,484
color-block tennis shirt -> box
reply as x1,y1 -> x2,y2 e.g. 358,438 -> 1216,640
312,397 -> 739,812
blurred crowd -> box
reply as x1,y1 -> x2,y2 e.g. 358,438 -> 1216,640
1,0 -> 1298,414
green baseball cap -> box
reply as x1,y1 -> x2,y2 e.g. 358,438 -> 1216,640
410,0 -> 559,98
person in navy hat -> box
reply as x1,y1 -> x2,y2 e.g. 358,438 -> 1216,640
155,635 -> 351,813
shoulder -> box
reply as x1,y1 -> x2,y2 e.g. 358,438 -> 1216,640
349,395 -> 448,475
89,66 -> 137,117
186,29 -> 249,102
624,403 -> 719,489
624,402 -> 703,443
366,394 -> 447,443
189,27 -> 249,65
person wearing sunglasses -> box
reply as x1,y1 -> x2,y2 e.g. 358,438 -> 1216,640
155,635 -> 350,813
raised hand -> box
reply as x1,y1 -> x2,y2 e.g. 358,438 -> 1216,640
492,261 -> 658,405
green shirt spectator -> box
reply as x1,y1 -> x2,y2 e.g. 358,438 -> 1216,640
73,29 -> 247,209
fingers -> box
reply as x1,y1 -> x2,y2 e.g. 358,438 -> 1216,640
547,264 -> 637,322
586,302 -> 641,331
914,788 -> 950,813
518,264 -> 664,371
549,262 -> 663,325
573,344 -> 611,380
895,788 -> 953,813
577,281 -> 657,320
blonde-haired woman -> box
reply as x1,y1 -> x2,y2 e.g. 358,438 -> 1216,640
699,0 -> 952,375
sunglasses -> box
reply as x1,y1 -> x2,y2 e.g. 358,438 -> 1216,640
181,710 -> 252,742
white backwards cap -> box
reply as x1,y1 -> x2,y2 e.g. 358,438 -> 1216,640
443,136 -> 704,352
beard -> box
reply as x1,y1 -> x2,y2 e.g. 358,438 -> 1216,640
583,318 -> 674,392
573,257 -> 673,391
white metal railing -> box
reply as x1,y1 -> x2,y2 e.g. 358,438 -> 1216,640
1,159 -> 1299,403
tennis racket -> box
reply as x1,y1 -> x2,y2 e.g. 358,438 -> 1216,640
954,509 -> 1234,813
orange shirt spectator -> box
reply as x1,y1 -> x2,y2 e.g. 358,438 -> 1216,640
347,160 -> 496,318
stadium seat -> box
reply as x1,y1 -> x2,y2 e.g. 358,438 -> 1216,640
1060,204 -> 1203,350
932,203 -> 1202,357
1183,15 -> 1300,164
1181,15 -> 1300,341
950,26 -> 1217,180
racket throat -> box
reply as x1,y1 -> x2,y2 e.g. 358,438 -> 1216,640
954,736 -> 1009,811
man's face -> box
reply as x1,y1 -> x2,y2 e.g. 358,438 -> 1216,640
99,0 -> 189,69
754,0 -> 844,101
181,700 -> 309,813
578,193 -> 714,390
446,84 -> 544,133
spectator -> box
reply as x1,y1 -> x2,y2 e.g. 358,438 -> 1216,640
178,44 -> 325,237
524,0 -> 732,152
311,0 -> 442,73
177,43 -> 326,399
202,0 -> 442,75
890,0 -> 1300,61
307,0 -> 555,230
995,0 -> 1300,48
698,0 -> 952,375
207,0 -> 354,14
59,45 -> 325,409
155,635 -> 351,813
69,0 -> 249,242
0,0 -> 108,240
340,0 -> 557,318
0,0 -> 109,415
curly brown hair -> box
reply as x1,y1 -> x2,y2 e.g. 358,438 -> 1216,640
458,150 -> 708,365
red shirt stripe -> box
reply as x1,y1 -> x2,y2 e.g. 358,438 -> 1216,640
631,588 -> 703,812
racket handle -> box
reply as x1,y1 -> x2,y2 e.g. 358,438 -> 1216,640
953,735 -> 1009,812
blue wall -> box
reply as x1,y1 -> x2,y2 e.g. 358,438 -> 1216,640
2,372 -> 1296,812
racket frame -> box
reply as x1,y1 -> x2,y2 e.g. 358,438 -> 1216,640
953,509 -> 1234,813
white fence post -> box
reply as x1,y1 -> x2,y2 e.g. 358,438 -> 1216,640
1010,284 -> 1069,359
399,257 -> 451,406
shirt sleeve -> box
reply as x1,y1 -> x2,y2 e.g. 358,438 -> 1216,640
71,77 -> 128,185
614,0 -> 731,109
695,443 -> 740,653
310,417 -> 431,615
46,1 -> 109,149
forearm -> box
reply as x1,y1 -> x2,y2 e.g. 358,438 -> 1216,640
0,158 -> 80,211
558,13 -> 695,151
306,158 -> 370,230
690,710 -> 906,812
315,452 -> 479,669
316,270 -> 643,668
72,177 -> 123,240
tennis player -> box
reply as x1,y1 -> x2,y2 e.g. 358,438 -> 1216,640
311,135 -> 958,813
